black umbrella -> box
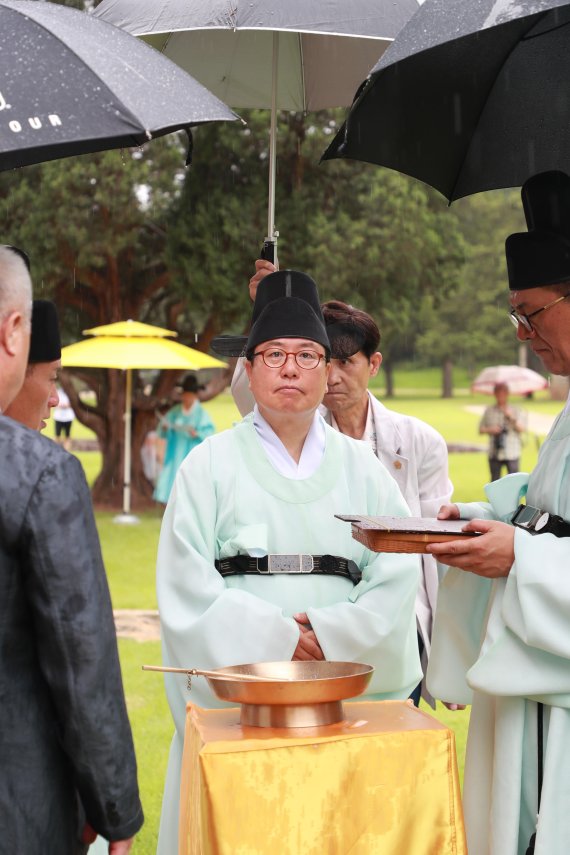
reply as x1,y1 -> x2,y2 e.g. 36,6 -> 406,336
322,0 -> 570,202
0,0 -> 237,171
95,0 -> 419,259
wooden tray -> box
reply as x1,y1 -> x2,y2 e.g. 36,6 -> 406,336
335,515 -> 479,554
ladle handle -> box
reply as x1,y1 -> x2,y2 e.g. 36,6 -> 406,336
142,665 -> 278,682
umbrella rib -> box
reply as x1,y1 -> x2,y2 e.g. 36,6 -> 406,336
448,10 -> 551,202
522,17 -> 570,42
298,32 -> 307,113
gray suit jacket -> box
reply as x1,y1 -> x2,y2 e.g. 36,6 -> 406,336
0,417 -> 143,854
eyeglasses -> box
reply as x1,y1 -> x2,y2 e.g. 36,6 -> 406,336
252,347 -> 326,370
509,293 -> 570,333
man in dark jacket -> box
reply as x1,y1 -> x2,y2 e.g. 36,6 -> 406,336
0,245 -> 143,854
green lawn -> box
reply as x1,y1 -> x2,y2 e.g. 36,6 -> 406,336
63,377 -> 563,854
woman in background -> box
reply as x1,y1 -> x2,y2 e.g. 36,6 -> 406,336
153,375 -> 215,504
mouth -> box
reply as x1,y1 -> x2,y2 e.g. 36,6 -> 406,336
276,386 -> 303,394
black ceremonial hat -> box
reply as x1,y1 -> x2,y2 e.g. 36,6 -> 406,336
245,270 -> 330,357
28,300 -> 61,363
521,170 -> 570,234
180,375 -> 204,394
507,171 -> 570,290
506,229 -> 570,291
211,270 -> 330,358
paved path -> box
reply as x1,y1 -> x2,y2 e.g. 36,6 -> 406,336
114,609 -> 160,642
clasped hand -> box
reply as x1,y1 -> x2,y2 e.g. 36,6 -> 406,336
292,612 -> 324,661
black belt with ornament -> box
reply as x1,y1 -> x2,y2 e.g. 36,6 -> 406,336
511,503 -> 570,537
214,554 -> 362,584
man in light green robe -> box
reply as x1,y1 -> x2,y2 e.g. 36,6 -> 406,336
426,170 -> 570,855
155,270 -> 421,855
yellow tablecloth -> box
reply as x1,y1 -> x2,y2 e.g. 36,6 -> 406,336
180,700 -> 466,855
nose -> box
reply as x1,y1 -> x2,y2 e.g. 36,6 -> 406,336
49,387 -> 60,409
279,353 -> 300,376
516,321 -> 534,342
326,362 -> 341,387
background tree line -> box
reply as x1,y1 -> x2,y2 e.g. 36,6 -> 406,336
0,109 -> 530,505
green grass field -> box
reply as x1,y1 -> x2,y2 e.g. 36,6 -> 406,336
59,374 -> 563,854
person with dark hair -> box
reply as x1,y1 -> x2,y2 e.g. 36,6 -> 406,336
479,381 -> 526,481
156,270 -> 421,855
5,299 -> 61,431
153,374 -> 215,504
427,170 -> 570,855
228,260 -> 453,708
0,246 -> 143,854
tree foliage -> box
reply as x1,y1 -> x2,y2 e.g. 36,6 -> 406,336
0,138 -> 187,506
0,99 -> 538,502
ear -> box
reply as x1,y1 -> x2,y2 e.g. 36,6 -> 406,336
369,351 -> 382,378
244,358 -> 253,388
1,310 -> 28,358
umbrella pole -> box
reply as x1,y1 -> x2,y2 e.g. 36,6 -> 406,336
114,367 -> 139,525
266,30 -> 279,269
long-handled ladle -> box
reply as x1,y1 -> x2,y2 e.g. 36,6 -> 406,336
142,665 -> 283,682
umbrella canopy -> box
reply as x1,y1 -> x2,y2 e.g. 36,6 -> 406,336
61,325 -> 225,520
471,365 -> 548,396
322,0 -> 570,202
84,319 -> 177,338
0,0 -> 237,172
95,0 -> 419,254
61,336 -> 225,371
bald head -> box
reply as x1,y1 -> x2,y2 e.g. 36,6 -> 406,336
0,246 -> 33,412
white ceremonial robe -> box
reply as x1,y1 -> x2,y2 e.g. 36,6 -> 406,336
428,407 -> 570,855
156,414 -> 421,855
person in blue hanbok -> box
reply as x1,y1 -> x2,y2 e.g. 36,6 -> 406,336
153,375 -> 215,504
426,170 -> 570,855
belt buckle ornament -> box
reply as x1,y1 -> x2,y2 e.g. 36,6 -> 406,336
267,554 -> 314,573
512,504 -> 545,533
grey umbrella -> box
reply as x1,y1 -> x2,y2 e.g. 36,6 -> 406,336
322,0 -> 570,202
0,0 -> 237,171
95,0 -> 419,260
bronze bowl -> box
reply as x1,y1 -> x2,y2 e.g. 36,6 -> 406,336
205,660 -> 374,728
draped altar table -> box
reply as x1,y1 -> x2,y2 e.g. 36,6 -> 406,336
179,699 -> 466,855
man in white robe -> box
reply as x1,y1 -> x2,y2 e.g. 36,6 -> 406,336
426,170 -> 570,855
156,269 -> 421,855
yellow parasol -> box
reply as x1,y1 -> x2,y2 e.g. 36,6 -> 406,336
84,319 -> 177,338
61,320 -> 226,523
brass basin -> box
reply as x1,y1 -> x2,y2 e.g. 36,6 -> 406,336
205,661 -> 374,728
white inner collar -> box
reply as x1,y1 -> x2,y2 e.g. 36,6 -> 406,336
252,405 -> 326,479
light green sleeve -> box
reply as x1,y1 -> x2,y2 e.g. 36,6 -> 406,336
427,569 -> 493,705
157,441 -> 299,731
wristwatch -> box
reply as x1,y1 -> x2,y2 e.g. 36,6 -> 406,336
511,503 -> 570,537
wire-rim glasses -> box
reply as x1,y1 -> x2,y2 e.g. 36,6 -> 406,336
509,293 -> 570,332
252,347 -> 325,370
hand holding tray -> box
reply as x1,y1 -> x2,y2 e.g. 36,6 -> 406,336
336,515 -> 480,554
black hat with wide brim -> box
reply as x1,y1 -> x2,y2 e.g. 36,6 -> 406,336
211,270 -> 330,358
29,299 -> 61,363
